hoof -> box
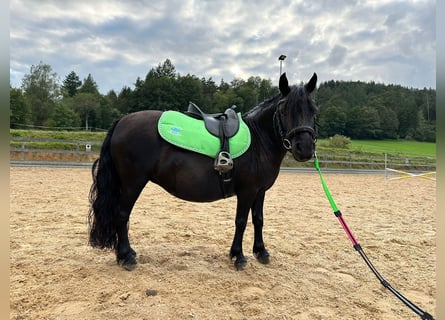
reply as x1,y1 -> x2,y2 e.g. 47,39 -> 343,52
254,250 -> 270,265
230,249 -> 247,270
117,249 -> 137,271
121,261 -> 137,271
234,256 -> 247,270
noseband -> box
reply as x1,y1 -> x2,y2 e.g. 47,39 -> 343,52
273,99 -> 317,151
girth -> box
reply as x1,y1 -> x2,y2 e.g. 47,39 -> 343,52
185,102 -> 240,198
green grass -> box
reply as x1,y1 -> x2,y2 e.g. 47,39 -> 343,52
316,139 -> 436,158
10,129 -> 106,142
349,140 -> 436,158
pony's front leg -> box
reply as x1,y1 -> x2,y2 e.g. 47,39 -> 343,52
251,190 -> 270,264
230,195 -> 253,270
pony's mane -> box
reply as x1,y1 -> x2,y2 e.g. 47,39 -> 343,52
243,94 -> 281,119
243,84 -> 318,120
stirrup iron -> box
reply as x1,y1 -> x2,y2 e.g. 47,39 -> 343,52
214,151 -> 233,173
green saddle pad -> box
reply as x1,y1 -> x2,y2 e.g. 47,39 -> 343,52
158,110 -> 251,158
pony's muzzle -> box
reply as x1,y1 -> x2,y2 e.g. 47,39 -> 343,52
291,136 -> 316,162
286,126 -> 316,162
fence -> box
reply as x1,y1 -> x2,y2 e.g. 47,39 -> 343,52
282,152 -> 436,173
10,137 -> 436,173
10,137 -> 101,163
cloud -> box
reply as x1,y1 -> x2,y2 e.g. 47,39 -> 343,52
10,0 -> 436,93
327,45 -> 348,67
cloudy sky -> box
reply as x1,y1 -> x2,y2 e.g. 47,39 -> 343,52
10,0 -> 436,94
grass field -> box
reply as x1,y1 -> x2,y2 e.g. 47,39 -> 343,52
10,129 -> 107,142
348,140 -> 436,158
315,139 -> 436,158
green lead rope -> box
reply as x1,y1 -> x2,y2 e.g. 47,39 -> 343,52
313,152 -> 434,320
314,154 -> 338,212
314,152 -> 358,246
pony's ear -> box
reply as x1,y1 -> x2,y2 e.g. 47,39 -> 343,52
279,72 -> 291,96
305,72 -> 317,93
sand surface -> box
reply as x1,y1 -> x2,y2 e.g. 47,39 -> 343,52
10,167 -> 436,319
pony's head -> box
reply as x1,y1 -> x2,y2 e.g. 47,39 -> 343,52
275,72 -> 318,162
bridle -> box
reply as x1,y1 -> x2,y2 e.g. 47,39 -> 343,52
273,97 -> 317,151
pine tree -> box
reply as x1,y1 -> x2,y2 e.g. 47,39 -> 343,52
61,71 -> 82,97
79,74 -> 100,95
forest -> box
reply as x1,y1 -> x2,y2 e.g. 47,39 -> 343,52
10,59 -> 436,142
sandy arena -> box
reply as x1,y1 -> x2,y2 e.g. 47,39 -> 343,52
10,167 -> 436,319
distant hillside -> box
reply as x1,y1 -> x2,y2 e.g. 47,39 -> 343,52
315,80 -> 435,142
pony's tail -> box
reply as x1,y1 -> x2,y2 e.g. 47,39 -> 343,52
88,119 -> 121,250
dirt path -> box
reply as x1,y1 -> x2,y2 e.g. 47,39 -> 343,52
10,167 -> 436,319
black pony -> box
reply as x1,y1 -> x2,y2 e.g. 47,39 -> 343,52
88,72 -> 318,270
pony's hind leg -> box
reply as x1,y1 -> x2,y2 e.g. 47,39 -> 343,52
115,180 -> 148,270
115,204 -> 137,270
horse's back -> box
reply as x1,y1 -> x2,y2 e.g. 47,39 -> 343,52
109,110 -> 231,202
113,110 -> 161,139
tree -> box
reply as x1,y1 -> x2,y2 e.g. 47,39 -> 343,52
52,103 -> 81,128
116,86 -> 134,114
10,87 -> 32,128
97,91 -> 122,129
234,79 -> 257,113
176,74 -> 204,111
79,74 -> 100,95
201,77 -> 218,112
213,88 -> 243,113
21,61 -> 61,126
315,80 -> 435,140
64,92 -> 101,130
139,62 -> 179,111
104,90 -> 118,107
152,58 -> 177,78
345,106 -> 381,139
218,79 -> 230,92
396,94 -> 418,139
61,71 -> 82,97
376,107 -> 399,139
141,76 -> 176,110
11,59 -> 435,141
258,78 -> 278,102
319,106 -> 347,137
413,111 -> 435,142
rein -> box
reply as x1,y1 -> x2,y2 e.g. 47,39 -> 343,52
313,153 -> 435,320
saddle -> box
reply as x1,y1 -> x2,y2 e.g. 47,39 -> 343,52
186,102 -> 240,137
185,102 -> 240,173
